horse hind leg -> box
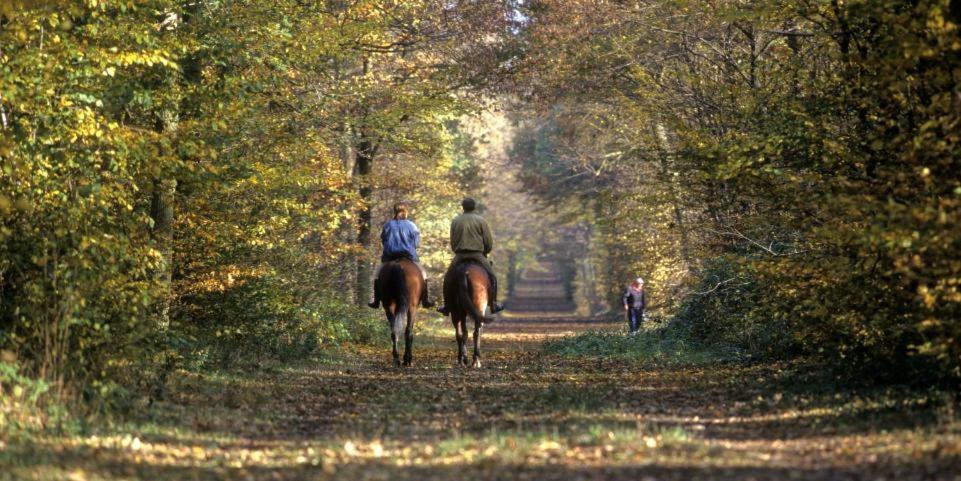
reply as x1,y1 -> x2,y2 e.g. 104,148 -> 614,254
402,307 -> 414,367
451,318 -> 462,365
390,303 -> 409,368
471,314 -> 483,369
457,318 -> 470,367
391,331 -> 401,367
451,317 -> 464,366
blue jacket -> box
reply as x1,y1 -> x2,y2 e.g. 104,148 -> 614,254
381,219 -> 420,262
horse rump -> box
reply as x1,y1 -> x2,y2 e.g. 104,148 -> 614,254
453,261 -> 494,325
381,260 -> 410,329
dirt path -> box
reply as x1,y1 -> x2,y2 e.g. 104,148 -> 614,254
6,265 -> 960,480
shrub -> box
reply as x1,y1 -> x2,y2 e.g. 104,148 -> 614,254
174,273 -> 387,369
674,257 -> 794,359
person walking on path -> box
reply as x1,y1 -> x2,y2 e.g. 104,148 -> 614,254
622,278 -> 647,335
437,197 -> 504,315
368,202 -> 434,309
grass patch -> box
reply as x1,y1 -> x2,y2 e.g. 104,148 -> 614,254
0,362 -> 79,440
543,324 -> 744,366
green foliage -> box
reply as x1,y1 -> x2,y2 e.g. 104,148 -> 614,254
0,0 -> 508,422
0,1 -> 180,406
681,0 -> 961,377
518,0 -> 961,381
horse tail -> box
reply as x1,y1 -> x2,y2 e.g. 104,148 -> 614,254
384,262 -> 409,332
392,301 -> 409,334
459,263 -> 494,325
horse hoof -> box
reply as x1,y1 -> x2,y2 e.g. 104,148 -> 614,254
472,359 -> 482,368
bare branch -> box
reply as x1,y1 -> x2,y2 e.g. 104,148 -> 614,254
694,277 -> 748,295
706,226 -> 807,257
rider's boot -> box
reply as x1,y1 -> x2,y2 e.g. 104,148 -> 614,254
367,278 -> 380,309
489,272 -> 505,314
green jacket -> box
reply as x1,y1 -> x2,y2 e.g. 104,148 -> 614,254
450,212 -> 493,255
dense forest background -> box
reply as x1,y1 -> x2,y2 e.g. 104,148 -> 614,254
1,0 -> 960,433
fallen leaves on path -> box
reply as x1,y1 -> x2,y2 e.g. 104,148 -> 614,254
4,316 -> 960,481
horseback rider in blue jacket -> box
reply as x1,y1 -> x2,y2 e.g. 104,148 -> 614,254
368,202 -> 434,309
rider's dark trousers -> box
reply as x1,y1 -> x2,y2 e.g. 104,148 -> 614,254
627,307 -> 644,333
450,251 -> 493,271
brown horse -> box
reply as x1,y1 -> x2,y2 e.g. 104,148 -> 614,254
443,260 -> 495,368
378,258 -> 426,367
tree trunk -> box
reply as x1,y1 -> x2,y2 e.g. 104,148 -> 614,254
150,178 -> 177,326
337,123 -> 357,303
353,135 -> 375,305
149,74 -> 180,321
653,122 -> 693,270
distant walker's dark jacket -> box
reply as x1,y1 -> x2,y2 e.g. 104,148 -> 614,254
622,287 -> 647,310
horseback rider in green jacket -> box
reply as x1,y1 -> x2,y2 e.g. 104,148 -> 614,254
437,198 -> 504,315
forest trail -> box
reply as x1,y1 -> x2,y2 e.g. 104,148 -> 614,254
504,262 -> 577,314
7,264 -> 959,481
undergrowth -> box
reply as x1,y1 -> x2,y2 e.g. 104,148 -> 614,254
177,285 -> 390,370
0,362 -> 77,439
0,298 -> 389,440
543,323 -> 744,366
